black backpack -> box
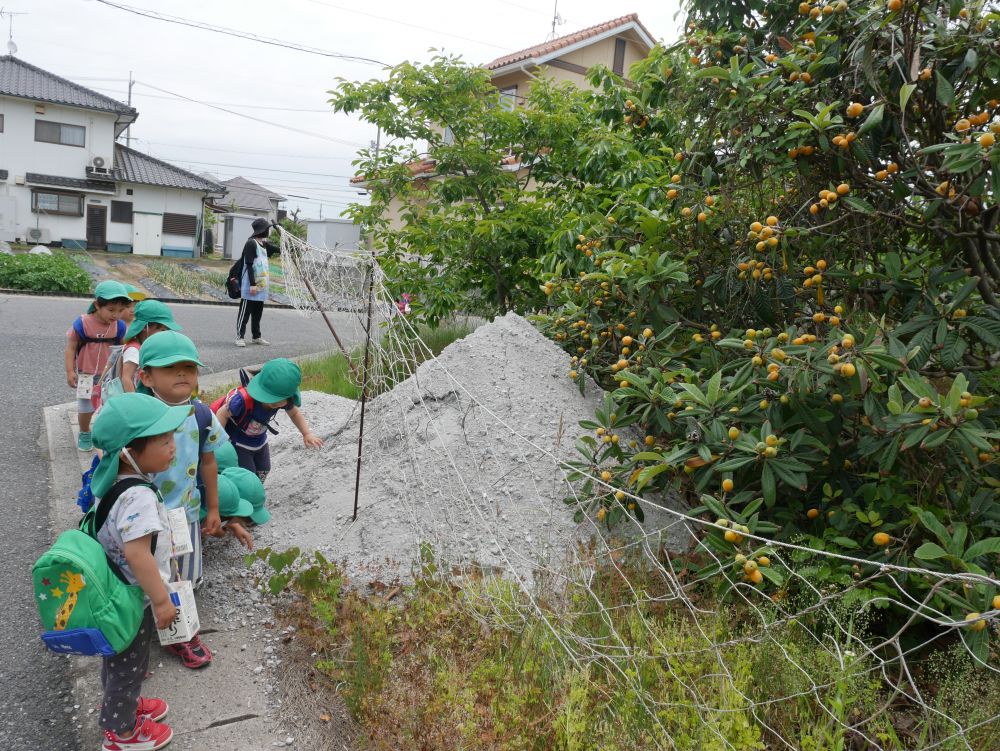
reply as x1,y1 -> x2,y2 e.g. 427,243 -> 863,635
226,257 -> 243,299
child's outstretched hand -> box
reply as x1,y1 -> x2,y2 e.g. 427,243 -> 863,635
227,521 -> 254,550
302,432 -> 324,448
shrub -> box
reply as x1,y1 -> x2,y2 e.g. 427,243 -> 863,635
536,0 -> 1000,647
0,252 -> 92,294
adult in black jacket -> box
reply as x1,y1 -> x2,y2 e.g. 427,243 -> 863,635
236,218 -> 280,347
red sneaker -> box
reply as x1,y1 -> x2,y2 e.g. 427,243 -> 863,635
135,696 -> 168,722
102,716 -> 173,750
163,637 -> 211,669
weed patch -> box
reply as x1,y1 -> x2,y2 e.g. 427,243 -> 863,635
252,546 -> 1000,751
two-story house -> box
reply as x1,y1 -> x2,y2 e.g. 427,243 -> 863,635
350,14 -> 655,230
485,13 -> 654,109
0,55 -> 224,257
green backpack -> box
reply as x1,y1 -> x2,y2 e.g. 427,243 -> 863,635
33,478 -> 156,656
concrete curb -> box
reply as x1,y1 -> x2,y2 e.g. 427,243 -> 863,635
41,351 -> 345,750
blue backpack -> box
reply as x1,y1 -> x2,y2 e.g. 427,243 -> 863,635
76,402 -> 214,514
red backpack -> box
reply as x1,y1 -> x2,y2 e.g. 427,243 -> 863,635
209,386 -> 255,431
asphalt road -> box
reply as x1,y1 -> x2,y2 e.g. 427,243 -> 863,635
0,294 -> 357,749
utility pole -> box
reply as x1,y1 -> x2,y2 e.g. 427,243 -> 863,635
125,71 -> 134,148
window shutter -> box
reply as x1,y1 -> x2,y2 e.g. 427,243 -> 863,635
162,213 -> 197,236
110,201 -> 133,223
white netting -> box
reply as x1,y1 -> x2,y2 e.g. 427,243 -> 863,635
273,227 -> 1000,750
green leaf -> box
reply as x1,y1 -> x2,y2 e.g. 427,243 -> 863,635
899,83 -> 917,111
920,428 -> 953,450
842,195 -> 876,214
706,370 -> 722,405
963,537 -> 1000,560
636,463 -> 670,490
761,463 -> 776,507
857,103 -> 884,136
935,72 -> 955,106
914,542 -> 949,560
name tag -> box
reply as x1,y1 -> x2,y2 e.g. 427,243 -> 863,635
76,373 -> 94,399
166,507 -> 193,556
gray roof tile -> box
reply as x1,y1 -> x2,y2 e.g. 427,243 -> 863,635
114,145 -> 225,193
0,55 -> 138,115
214,176 -> 285,211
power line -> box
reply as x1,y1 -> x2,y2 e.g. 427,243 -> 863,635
90,0 -> 387,66
301,0 -> 510,51
146,156 -> 355,180
95,86 -> 334,113
134,81 -> 367,148
130,137 -> 354,161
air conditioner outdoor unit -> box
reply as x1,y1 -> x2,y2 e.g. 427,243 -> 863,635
26,227 -> 51,243
87,156 -> 112,177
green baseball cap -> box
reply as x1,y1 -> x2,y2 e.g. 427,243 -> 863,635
125,300 -> 182,341
88,279 -> 132,313
91,393 -> 192,499
221,467 -> 269,525
246,358 -> 302,407
200,475 -> 254,521
140,331 -> 204,369
214,441 -> 239,472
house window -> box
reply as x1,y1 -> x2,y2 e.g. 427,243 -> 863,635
31,189 -> 84,216
613,38 -> 627,76
0,114 -> 4,132
499,86 -> 517,112
442,125 -> 455,145
34,120 -> 86,147
162,212 -> 197,236
110,200 -> 133,223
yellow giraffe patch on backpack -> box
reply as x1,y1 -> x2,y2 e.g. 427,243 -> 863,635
52,572 -> 87,631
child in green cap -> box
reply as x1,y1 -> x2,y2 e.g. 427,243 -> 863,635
121,300 -> 182,393
90,392 -> 189,750
202,474 -> 255,550
213,357 -> 323,483
65,279 -> 132,451
137,330 -> 227,669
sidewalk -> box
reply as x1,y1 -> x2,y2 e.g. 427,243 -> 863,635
42,363 -> 346,750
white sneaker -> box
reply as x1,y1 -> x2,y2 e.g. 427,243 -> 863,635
235,338 -> 247,347
251,337 -> 270,345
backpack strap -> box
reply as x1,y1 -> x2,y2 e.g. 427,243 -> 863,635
87,478 -> 158,556
193,400 -> 213,455
114,320 -> 126,344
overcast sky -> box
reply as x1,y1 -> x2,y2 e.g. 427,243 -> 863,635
7,0 -> 684,219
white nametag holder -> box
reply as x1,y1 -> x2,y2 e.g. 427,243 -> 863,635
76,373 -> 94,400
166,507 -> 193,556
156,580 -> 200,646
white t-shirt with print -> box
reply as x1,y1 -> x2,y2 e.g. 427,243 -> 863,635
95,476 -> 175,602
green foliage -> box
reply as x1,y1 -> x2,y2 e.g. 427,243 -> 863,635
270,550 -> 1000,750
279,208 -> 306,241
533,0 -> 1000,643
0,252 -> 91,294
330,55 -> 587,325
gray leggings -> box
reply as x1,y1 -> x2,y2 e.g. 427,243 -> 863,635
100,608 -> 153,734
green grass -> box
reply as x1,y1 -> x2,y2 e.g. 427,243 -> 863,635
201,320 -> 475,405
299,320 -> 475,398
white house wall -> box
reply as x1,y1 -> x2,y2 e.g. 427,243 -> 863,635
0,96 -> 119,243
106,184 -> 204,253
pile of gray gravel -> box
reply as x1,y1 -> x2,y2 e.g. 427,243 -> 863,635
259,312 -> 690,584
